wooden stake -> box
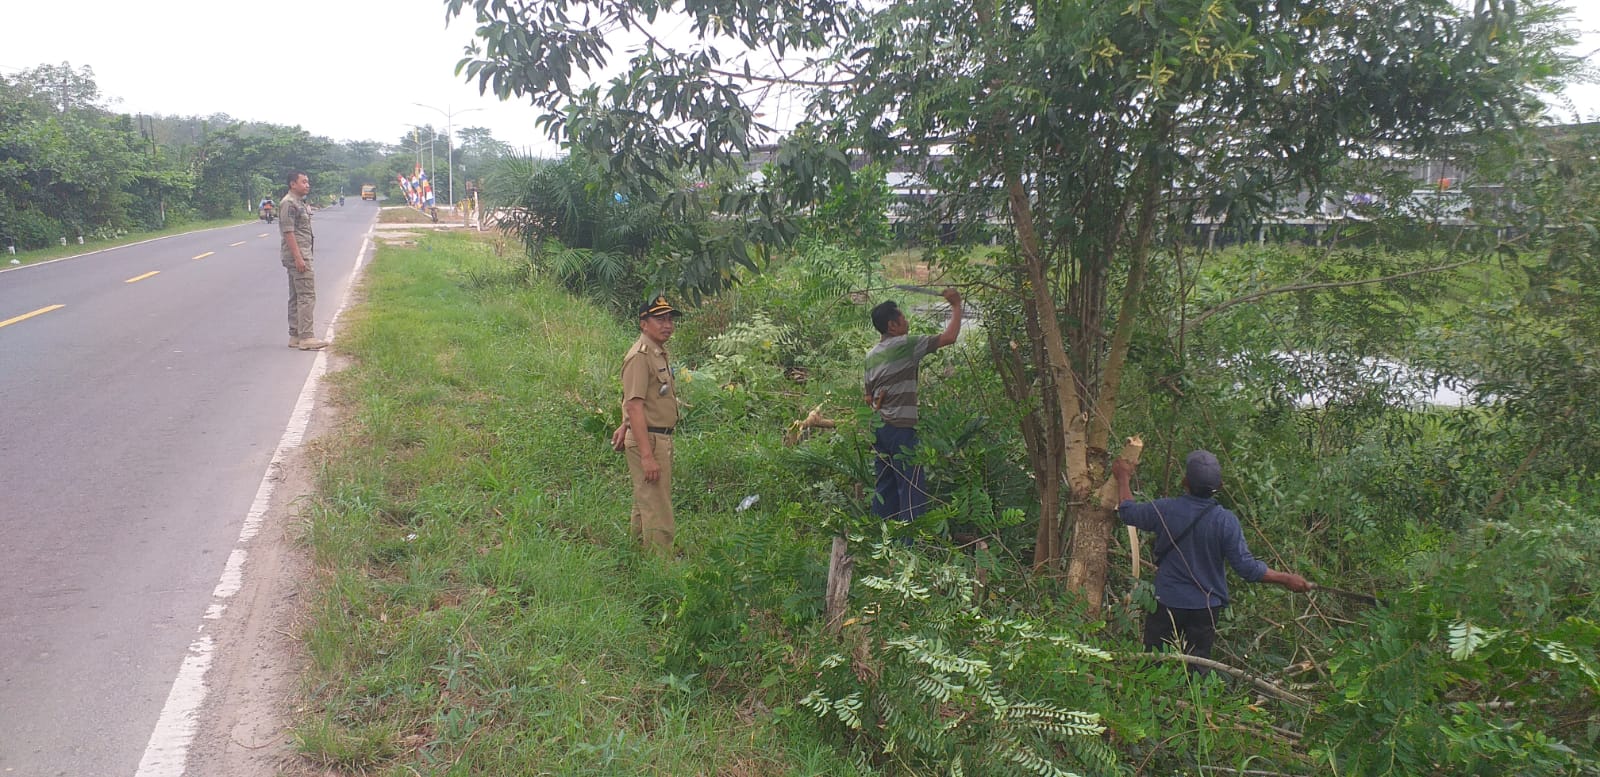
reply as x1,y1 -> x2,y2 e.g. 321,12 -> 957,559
824,536 -> 854,635
1128,526 -> 1142,579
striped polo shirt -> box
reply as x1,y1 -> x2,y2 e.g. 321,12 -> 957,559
864,334 -> 939,428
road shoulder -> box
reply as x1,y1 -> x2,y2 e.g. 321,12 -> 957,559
182,350 -> 350,777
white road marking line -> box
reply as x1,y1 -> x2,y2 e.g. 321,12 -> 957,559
135,228 -> 374,777
130,635 -> 214,776
0,224 -> 253,275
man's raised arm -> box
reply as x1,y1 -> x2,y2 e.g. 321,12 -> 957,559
935,288 -> 963,349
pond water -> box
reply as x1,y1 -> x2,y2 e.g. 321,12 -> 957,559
1255,351 -> 1479,409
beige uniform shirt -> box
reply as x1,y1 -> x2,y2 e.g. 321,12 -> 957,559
621,333 -> 677,430
278,192 -> 314,266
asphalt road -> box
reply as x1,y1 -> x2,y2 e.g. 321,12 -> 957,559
0,202 -> 375,776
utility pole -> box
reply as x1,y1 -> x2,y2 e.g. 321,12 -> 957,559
413,103 -> 485,207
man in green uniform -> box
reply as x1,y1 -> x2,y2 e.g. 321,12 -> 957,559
279,171 -> 327,351
611,296 -> 682,555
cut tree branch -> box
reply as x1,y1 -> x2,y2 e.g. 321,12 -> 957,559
1134,653 -> 1313,706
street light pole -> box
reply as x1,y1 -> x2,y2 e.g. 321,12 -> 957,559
414,102 -> 485,207
407,126 -> 422,173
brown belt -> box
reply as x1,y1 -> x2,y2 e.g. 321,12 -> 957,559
647,426 -> 674,435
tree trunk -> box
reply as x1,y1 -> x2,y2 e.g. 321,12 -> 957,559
988,293 -> 1067,570
1064,437 -> 1144,610
1004,170 -> 1094,572
1062,503 -> 1116,606
1067,137 -> 1168,606
1006,170 -> 1092,541
1033,476 -> 1064,569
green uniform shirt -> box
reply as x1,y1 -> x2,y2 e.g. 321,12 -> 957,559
278,192 -> 314,266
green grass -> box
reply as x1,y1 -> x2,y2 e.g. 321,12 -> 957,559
297,231 -> 861,776
1,217 -> 251,267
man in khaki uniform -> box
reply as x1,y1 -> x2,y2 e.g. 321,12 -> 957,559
279,171 -> 327,351
610,295 -> 681,555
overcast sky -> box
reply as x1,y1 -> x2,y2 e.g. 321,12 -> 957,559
5,0 -> 1598,156
3,0 -> 563,155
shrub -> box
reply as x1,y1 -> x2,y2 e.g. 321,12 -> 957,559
3,207 -> 65,250
1309,490 -> 1600,776
799,535 -> 1118,776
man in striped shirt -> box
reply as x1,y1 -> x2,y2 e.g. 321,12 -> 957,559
863,289 -> 963,521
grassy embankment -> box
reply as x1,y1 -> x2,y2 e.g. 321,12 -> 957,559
296,230 -> 861,775
1,217 -> 253,268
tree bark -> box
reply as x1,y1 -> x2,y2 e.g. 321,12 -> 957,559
1006,171 -> 1087,492
988,317 -> 1066,570
1006,170 -> 1093,574
1088,159 -> 1163,452
1064,437 -> 1144,609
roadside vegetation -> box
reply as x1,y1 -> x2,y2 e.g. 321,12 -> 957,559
296,188 -> 1599,774
8,2 -> 1594,773
0,63 -> 513,255
293,3 -> 1600,764
298,231 -> 866,774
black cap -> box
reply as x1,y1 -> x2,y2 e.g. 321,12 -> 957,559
1186,450 -> 1222,496
639,295 -> 683,319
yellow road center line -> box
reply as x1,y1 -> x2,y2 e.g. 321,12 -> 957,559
193,251 -> 215,260
126,271 -> 160,283
229,241 -> 246,247
0,304 -> 65,329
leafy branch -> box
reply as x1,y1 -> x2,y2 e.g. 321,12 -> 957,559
1184,257 -> 1482,334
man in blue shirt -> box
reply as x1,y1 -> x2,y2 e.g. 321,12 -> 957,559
1112,450 -> 1310,662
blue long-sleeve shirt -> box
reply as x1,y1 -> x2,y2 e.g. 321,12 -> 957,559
1118,494 -> 1268,609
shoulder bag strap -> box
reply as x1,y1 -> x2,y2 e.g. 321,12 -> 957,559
1154,503 -> 1219,567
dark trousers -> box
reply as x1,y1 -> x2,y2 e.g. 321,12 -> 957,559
872,425 -> 927,522
1143,603 -> 1222,662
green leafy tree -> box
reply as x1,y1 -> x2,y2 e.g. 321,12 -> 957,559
1422,124 -> 1600,504
0,64 -> 140,246
454,125 -> 513,195
447,0 -> 1579,604
325,139 -> 390,200
8,62 -> 106,114
192,123 -> 335,216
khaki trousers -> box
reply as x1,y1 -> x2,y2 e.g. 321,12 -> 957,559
625,431 -> 674,555
285,261 -> 316,338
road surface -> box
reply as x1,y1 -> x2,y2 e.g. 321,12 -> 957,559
0,202 -> 374,776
